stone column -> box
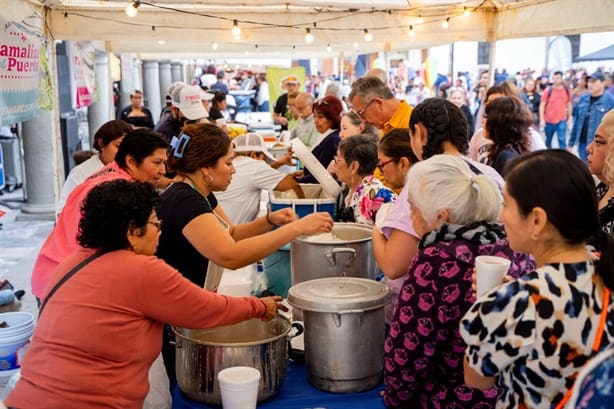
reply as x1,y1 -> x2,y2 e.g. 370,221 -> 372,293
158,60 -> 172,104
142,60 -> 161,120
87,52 -> 113,146
119,53 -> 134,116
18,109 -> 59,221
133,59 -> 142,91
171,61 -> 183,83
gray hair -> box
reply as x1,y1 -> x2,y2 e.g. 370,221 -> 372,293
407,155 -> 502,226
349,76 -> 394,103
296,92 -> 314,106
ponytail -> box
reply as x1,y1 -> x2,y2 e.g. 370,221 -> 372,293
592,230 -> 614,291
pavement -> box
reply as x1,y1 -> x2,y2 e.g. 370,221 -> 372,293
0,187 -> 53,321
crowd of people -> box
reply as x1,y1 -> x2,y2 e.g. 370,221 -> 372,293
7,60 -> 614,409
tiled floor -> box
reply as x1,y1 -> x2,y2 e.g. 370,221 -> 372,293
0,188 -> 53,320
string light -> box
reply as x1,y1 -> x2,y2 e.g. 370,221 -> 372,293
417,15 -> 424,24
364,29 -> 373,42
125,0 -> 140,18
442,17 -> 450,29
244,50 -> 249,55
408,25 -> 415,38
231,19 -> 241,40
305,28 -> 314,43
158,40 -> 165,45
353,42 -> 359,49
464,7 -> 471,17
326,44 -> 332,52
211,42 -> 219,50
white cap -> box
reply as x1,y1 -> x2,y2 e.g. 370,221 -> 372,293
233,133 -> 276,162
171,85 -> 208,120
201,90 -> 215,101
166,81 -> 185,98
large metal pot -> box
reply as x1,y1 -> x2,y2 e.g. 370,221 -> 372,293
288,277 -> 389,393
291,222 -> 377,286
174,315 -> 297,405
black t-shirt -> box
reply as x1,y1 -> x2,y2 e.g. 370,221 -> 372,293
120,106 -> 154,129
156,182 -> 218,286
274,93 -> 289,131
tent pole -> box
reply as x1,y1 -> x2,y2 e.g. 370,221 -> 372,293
486,9 -> 498,87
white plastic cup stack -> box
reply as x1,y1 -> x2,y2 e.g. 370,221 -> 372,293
217,366 -> 261,409
475,255 -> 511,296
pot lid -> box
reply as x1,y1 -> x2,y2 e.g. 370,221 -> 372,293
288,277 -> 389,313
290,138 -> 341,198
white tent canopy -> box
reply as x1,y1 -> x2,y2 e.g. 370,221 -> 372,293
7,0 -> 614,59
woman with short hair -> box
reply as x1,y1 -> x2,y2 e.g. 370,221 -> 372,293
334,134 -> 396,225
383,155 -> 532,408
6,180 -> 285,409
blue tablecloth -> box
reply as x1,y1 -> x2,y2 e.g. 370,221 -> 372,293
172,361 -> 386,409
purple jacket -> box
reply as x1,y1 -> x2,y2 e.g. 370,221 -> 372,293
383,222 -> 534,408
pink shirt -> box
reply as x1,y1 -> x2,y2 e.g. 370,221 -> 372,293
30,162 -> 132,298
8,249 -> 266,409
542,86 -> 571,123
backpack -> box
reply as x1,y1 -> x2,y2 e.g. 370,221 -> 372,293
544,85 -> 571,102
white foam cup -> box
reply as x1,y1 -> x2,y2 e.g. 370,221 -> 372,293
217,366 -> 261,409
216,118 -> 227,126
475,255 -> 511,296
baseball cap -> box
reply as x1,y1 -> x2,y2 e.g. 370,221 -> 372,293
166,81 -> 185,98
201,90 -> 215,101
285,75 -> 300,84
233,133 -> 276,162
587,70 -> 606,82
171,85 -> 208,120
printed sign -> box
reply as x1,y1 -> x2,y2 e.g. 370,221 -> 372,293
69,41 -> 95,108
0,18 -> 44,125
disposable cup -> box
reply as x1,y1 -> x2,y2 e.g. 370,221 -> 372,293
217,366 -> 261,409
216,118 -> 227,126
475,255 -> 511,296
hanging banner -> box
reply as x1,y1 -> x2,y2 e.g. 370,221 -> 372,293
0,18 -> 44,126
69,41 -> 96,108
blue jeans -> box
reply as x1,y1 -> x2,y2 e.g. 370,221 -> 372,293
258,101 -> 270,112
578,140 -> 588,163
544,120 -> 567,148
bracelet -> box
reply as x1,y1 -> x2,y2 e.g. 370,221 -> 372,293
266,210 -> 274,226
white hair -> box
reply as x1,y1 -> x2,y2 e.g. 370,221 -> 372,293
407,155 -> 502,226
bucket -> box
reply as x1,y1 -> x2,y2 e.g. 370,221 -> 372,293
263,244 -> 291,297
0,312 -> 34,395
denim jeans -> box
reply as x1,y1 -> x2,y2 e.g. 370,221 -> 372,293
258,101 -> 270,112
544,120 -> 567,148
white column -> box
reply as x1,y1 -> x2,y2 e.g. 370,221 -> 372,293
142,60 -> 161,120
158,60 -> 172,104
19,110 -> 60,221
119,53 -> 134,115
171,61 -> 183,83
87,52 -> 113,145
133,59 -> 142,91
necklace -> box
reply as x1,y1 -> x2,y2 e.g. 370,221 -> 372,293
182,175 -> 212,209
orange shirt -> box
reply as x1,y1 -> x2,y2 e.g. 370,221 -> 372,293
375,100 -> 413,193
7,249 -> 266,409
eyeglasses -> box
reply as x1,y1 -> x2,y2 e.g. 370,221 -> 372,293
148,219 -> 163,232
376,159 -> 395,172
353,98 -> 376,119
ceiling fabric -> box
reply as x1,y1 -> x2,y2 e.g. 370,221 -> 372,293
5,0 -> 614,59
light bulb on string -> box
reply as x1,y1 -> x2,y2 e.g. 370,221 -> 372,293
353,42 -> 359,49
231,20 -> 241,40
211,42 -> 219,50
442,17 -> 450,29
417,15 -> 424,24
408,25 -> 415,38
305,28 -> 314,43
125,0 -> 140,18
326,44 -> 332,52
364,29 -> 373,42
464,7 -> 471,17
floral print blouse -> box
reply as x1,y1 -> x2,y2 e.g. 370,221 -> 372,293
343,175 -> 396,225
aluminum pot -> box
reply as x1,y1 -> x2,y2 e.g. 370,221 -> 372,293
288,277 -> 389,393
291,222 -> 377,286
173,315 -> 300,405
